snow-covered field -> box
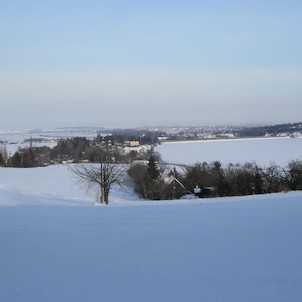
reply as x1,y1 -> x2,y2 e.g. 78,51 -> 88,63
0,165 -> 139,207
0,127 -> 109,154
0,165 -> 302,301
156,137 -> 302,167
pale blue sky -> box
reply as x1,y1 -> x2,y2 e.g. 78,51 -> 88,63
0,0 -> 301,128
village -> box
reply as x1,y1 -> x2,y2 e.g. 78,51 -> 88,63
1,124 -> 302,202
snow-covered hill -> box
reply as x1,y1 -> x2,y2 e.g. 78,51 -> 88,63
0,165 -> 140,206
0,166 -> 302,301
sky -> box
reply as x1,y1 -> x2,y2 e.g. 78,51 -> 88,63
0,0 -> 302,129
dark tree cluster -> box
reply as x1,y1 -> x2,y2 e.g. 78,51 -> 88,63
128,158 -> 302,200
50,137 -> 91,162
0,153 -> 5,166
6,147 -> 50,168
182,159 -> 302,198
128,156 -> 186,200
237,123 -> 302,137
50,137 -> 137,164
93,130 -> 163,146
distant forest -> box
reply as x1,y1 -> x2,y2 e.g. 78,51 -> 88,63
236,122 -> 302,137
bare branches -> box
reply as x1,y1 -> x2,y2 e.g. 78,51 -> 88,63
70,161 -> 129,204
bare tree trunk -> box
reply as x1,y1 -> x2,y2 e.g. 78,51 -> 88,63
104,189 -> 109,204
99,179 -> 111,204
142,183 -> 147,199
103,182 -> 110,204
100,187 -> 105,203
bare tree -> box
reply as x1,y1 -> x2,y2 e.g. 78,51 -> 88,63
263,163 -> 282,193
0,144 -> 8,161
70,153 -> 128,204
282,159 -> 302,191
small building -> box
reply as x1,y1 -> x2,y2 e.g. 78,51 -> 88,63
129,141 -> 140,147
159,166 -> 175,184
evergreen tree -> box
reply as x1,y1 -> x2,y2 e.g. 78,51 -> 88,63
21,148 -> 36,167
11,152 -> 22,167
147,155 -> 159,181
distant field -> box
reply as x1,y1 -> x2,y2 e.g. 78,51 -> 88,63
156,137 -> 302,167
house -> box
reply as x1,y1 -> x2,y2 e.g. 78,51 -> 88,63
129,141 -> 140,147
159,166 -> 175,184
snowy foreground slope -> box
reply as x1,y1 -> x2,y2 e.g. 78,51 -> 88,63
0,166 -> 302,302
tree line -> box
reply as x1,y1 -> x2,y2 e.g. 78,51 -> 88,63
237,122 -> 302,138
128,158 -> 302,200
